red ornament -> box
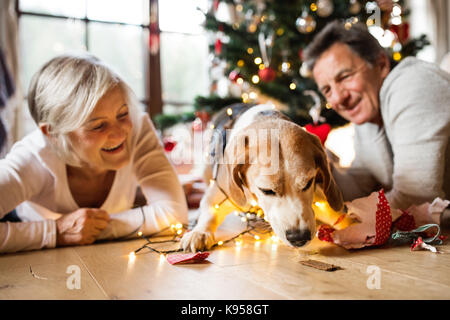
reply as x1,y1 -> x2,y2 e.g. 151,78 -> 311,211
215,38 -> 222,55
228,70 -> 242,82
305,123 -> 331,145
258,67 -> 276,82
390,23 -> 409,44
163,138 -> 176,152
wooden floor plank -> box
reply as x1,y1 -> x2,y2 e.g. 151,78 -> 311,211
1,212 -> 449,300
0,247 -> 107,300
73,239 -> 287,300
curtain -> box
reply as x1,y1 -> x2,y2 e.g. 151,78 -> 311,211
0,0 -> 21,157
428,0 -> 450,64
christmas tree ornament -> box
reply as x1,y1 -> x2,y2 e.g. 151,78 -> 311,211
390,22 -> 409,43
296,10 -> 317,34
228,69 -> 242,82
258,31 -> 274,68
163,137 -> 177,152
349,0 -> 361,15
258,67 -> 276,82
316,0 -> 334,18
214,38 -> 222,55
304,90 -> 330,145
305,123 -> 331,145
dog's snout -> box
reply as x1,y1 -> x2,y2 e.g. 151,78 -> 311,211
285,228 -> 311,247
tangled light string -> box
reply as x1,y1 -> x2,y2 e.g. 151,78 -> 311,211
131,207 -> 273,257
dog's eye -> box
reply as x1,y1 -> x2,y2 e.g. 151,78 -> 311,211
302,178 -> 314,192
259,188 -> 276,196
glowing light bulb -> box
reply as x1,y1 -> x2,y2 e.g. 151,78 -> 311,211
137,231 -> 143,237
218,241 -> 224,246
250,199 -> 258,207
236,77 -> 244,85
289,83 -> 296,90
214,204 -> 220,209
315,201 -> 326,209
247,47 -> 254,54
177,229 -> 182,235
227,108 -> 233,116
254,57 -> 262,64
251,75 -> 260,84
128,252 -> 136,260
254,235 -> 260,240
175,223 -> 182,229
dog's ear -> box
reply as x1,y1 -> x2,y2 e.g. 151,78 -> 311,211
217,133 -> 251,209
307,133 -> 344,211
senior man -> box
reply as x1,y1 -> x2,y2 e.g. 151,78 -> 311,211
303,21 -> 450,210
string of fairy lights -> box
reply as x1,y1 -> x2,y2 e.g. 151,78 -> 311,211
130,202 -> 274,259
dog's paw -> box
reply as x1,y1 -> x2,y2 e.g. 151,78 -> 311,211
180,230 -> 215,252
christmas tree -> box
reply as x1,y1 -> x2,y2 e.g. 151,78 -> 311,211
169,0 -> 428,131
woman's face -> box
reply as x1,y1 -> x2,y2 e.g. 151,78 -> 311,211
68,85 -> 133,172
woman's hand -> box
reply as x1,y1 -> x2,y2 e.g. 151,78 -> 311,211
56,208 -> 110,246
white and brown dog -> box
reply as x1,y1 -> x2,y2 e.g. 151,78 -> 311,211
180,104 -> 343,252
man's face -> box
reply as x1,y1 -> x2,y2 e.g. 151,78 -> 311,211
312,42 -> 390,125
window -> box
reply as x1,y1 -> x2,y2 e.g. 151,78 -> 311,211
17,0 -> 209,137
158,0 -> 210,115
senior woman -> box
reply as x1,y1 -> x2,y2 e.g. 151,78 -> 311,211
0,54 -> 188,253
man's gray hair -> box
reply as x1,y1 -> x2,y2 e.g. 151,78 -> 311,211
303,20 -> 386,72
27,53 -> 139,166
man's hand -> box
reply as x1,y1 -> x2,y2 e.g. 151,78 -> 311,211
56,208 -> 110,246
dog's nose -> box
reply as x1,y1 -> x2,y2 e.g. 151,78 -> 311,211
285,228 -> 311,247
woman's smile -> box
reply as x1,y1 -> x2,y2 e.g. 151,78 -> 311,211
101,141 -> 125,154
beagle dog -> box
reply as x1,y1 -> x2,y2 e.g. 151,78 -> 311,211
180,104 -> 343,252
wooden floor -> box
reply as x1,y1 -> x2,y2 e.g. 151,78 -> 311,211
1,212 -> 450,300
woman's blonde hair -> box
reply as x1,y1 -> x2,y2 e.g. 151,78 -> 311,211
28,53 -> 139,166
